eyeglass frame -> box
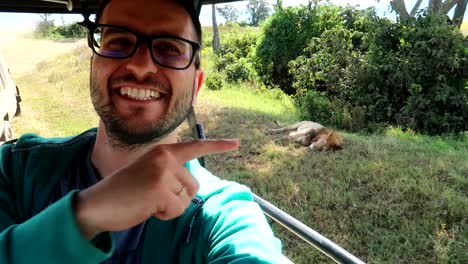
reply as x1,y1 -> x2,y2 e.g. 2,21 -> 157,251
81,22 -> 202,70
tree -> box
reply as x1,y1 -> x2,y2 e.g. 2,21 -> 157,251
246,0 -> 271,26
390,0 -> 468,28
212,4 -> 221,53
217,4 -> 239,23
275,0 -> 283,10
34,14 -> 55,38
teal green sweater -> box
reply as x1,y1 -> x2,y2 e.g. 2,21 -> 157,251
0,129 -> 283,263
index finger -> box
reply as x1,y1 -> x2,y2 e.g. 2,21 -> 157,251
168,139 -> 240,163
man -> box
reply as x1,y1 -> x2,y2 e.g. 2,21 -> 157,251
0,0 -> 283,263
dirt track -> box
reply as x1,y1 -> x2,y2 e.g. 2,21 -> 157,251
0,29 -> 85,78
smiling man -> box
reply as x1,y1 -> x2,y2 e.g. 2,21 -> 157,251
0,0 -> 283,263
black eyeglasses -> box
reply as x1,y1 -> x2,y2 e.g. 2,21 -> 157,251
84,23 -> 201,70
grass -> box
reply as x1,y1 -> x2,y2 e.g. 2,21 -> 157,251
11,46 -> 468,264
12,46 -> 98,137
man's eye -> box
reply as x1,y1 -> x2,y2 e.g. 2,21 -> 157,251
103,37 -> 133,49
154,41 -> 184,56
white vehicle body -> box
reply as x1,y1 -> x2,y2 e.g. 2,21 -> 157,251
0,51 -> 21,143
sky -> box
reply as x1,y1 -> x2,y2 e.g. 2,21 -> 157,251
0,0 -> 464,30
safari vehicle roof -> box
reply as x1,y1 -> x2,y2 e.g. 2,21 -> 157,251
0,0 -> 242,13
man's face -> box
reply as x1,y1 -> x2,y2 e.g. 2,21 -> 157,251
90,0 -> 203,146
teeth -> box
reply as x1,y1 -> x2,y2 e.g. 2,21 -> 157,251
120,87 -> 161,100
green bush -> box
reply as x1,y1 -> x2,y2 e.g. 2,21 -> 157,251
214,26 -> 259,83
296,90 -> 366,131
34,20 -> 56,38
224,58 -> 257,83
205,71 -> 225,91
288,7 -> 467,135
289,28 -> 357,99
201,26 -> 213,48
289,7 -> 380,130
296,90 -> 335,123
255,5 -> 343,94
35,21 -> 86,39
354,13 -> 467,134
53,23 -> 87,38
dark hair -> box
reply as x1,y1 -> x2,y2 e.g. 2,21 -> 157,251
95,0 -> 202,68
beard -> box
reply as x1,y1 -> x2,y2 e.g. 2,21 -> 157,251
90,72 -> 195,148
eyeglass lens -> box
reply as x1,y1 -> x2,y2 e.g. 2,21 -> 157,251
92,26 -> 194,69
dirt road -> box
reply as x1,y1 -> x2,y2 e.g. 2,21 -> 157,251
0,29 -> 85,78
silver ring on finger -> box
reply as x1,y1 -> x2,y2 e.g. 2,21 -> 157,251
176,184 -> 186,195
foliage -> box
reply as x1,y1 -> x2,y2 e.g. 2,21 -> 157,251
353,13 -> 467,134
246,0 -> 271,26
389,0 -> 468,28
34,15 -> 86,39
205,71 -> 226,91
255,4 -> 343,94
217,4 -> 239,23
224,58 -> 257,83
34,14 -> 56,38
288,7 -> 378,129
53,23 -> 87,38
214,27 -> 259,83
287,6 -> 467,134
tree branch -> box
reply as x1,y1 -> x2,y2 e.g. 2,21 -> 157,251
452,0 -> 468,28
390,0 -> 410,18
441,0 -> 458,14
410,0 -> 424,16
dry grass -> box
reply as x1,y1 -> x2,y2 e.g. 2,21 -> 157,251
0,29 -> 85,78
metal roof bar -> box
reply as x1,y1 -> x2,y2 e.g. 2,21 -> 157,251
0,0 -> 243,14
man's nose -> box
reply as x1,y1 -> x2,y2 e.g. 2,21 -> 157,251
125,44 -> 158,80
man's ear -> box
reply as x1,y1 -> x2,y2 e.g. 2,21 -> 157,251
192,70 -> 204,105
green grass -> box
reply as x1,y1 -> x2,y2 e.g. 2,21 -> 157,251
11,47 -> 468,264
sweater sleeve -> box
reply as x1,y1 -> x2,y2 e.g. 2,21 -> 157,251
201,184 -> 284,264
0,144 -> 113,264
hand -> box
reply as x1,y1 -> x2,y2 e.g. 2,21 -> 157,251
75,139 -> 240,240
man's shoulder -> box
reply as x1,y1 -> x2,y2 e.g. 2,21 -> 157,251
8,128 -> 97,153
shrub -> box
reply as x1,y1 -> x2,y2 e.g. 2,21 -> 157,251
214,26 -> 259,83
224,58 -> 257,83
205,71 -> 225,91
53,23 -> 87,38
34,20 -> 56,38
255,5 -> 343,94
353,13 -> 467,134
289,7 -> 467,134
296,90 -> 335,123
289,7 -> 380,131
296,90 -> 365,130
35,20 -> 86,39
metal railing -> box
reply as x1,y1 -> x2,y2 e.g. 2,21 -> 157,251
254,194 -> 365,264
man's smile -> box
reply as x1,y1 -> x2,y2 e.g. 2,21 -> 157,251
119,87 -> 164,101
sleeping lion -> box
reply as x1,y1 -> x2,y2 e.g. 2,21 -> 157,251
270,121 -> 343,151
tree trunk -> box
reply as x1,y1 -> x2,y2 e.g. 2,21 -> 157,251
452,0 -> 468,28
390,0 -> 410,18
212,4 -> 221,53
429,0 -> 443,13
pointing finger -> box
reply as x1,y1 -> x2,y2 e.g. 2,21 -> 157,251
165,139 -> 240,163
